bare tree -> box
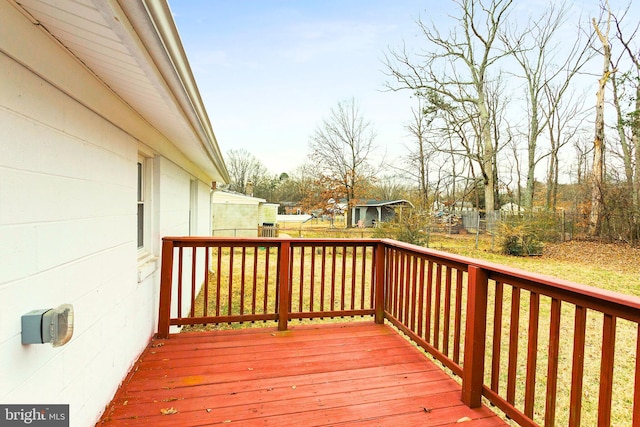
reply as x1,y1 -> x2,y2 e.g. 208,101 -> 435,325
404,98 -> 436,210
612,10 -> 640,228
543,85 -> 589,210
384,0 -> 514,213
308,98 -> 378,227
225,148 -> 271,196
502,2 -> 593,211
589,6 -> 614,236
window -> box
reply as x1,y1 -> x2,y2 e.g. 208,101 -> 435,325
137,160 -> 145,249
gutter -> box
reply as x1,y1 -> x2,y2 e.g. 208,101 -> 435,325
117,0 -> 230,183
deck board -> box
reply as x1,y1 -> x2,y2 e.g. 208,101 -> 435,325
97,322 -> 506,426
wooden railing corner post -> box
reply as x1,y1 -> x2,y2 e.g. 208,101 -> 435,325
462,265 -> 489,408
157,238 -> 175,339
374,241 -> 385,324
278,238 -> 291,331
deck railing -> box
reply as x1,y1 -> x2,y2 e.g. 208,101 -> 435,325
157,236 -> 640,426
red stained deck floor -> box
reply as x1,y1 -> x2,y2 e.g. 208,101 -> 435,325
97,322 -> 506,426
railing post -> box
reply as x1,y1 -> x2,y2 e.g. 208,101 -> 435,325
374,242 -> 385,324
462,265 -> 489,408
157,238 -> 175,339
278,239 -> 291,331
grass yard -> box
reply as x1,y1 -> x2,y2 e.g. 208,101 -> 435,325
182,232 -> 640,426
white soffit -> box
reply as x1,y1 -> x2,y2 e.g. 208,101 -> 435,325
14,0 -> 229,183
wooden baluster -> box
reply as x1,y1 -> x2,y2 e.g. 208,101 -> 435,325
341,246 -> 347,311
157,239 -> 175,339
545,298 -> 562,426
263,246 -> 270,314
453,268 -> 464,364
524,291 -> 540,418
374,242 -> 385,324
403,253 -> 411,325
569,305 -> 587,427
410,256 -> 418,331
310,246 -> 316,313
191,246 -> 197,317
320,246 -> 326,313
216,248 -> 222,316
330,247 -> 336,311
434,264 -> 442,349
299,246 -> 304,313
239,247 -> 245,316
351,246 -> 357,310
228,248 -> 234,316
398,252 -> 405,323
203,246 -> 209,317
251,248 -> 258,315
278,239 -> 291,331
634,325 -> 640,425
425,260 -> 433,343
417,258 -> 426,338
177,246 -> 183,318
598,313 -> 616,426
360,245 -> 367,309
490,281 -> 504,392
443,267 -> 452,356
506,286 -> 521,404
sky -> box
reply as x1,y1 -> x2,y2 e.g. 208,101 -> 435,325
169,0 -> 442,175
168,0 -> 638,179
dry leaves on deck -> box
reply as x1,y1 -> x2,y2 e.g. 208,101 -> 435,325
160,407 -> 178,415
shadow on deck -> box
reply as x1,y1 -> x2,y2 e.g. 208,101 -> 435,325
97,322 -> 506,426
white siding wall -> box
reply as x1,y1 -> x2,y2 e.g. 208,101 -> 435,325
212,204 -> 260,237
0,31 -> 213,427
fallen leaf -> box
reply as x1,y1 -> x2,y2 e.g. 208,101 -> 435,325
160,407 -> 178,415
457,416 -> 472,423
291,385 -> 296,389
151,342 -> 165,348
422,407 -> 431,413
206,409 -> 212,413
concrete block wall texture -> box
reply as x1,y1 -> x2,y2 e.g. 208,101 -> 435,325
212,203 -> 260,237
0,7 -> 215,426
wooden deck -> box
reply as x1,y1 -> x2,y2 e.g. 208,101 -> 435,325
97,322 -> 506,426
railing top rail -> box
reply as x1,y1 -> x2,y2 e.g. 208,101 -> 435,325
161,236 -> 640,319
162,236 -> 379,245
382,238 -> 640,320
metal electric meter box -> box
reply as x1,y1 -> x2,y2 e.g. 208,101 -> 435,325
22,309 -> 51,344
21,304 -> 74,347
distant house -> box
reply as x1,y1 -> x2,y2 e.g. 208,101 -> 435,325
280,202 -> 305,215
352,200 -> 414,227
501,202 -> 525,214
1,1 -> 228,425
212,190 -> 279,237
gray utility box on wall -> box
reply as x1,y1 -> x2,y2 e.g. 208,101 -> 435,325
21,309 -> 52,344
21,304 -> 74,347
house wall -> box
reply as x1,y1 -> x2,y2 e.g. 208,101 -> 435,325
211,191 -> 262,237
212,203 -> 260,237
0,4 -> 214,426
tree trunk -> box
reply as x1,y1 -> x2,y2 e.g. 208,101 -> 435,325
589,16 -> 612,237
478,97 -> 495,213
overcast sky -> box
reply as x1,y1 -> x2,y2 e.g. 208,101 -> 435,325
168,0 -> 637,178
